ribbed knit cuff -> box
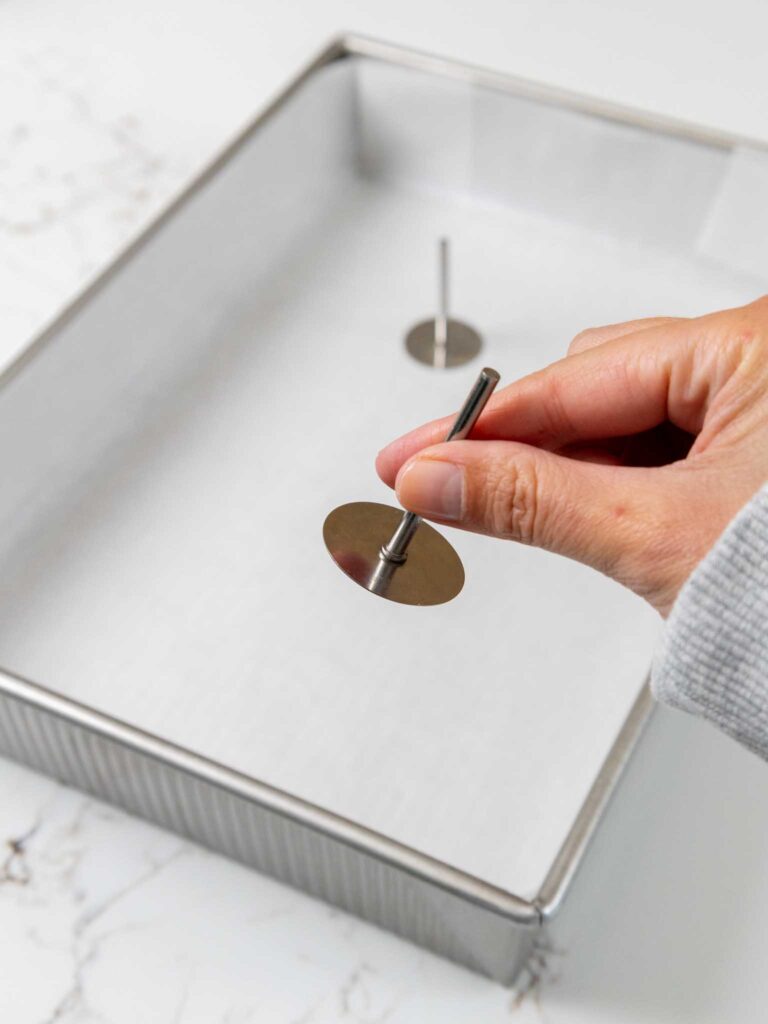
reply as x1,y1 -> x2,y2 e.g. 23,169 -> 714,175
651,483 -> 768,761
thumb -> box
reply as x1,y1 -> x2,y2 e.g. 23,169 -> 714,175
394,440 -> 705,611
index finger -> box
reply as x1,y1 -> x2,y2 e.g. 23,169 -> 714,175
377,317 -> 699,488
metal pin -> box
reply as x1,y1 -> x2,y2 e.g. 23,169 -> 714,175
434,238 -> 449,368
404,239 -> 483,369
379,367 -> 501,565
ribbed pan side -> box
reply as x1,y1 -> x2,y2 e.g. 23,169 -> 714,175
0,685 -> 535,984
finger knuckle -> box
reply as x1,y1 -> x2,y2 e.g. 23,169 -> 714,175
483,458 -> 540,544
568,327 -> 600,355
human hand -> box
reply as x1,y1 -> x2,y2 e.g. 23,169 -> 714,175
376,297 -> 768,616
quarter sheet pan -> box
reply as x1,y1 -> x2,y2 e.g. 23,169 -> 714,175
0,36 -> 764,982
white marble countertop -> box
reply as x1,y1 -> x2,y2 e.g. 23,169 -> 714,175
3,1 -> 768,1020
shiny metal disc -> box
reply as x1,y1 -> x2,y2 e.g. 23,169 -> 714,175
323,502 -> 465,606
405,319 -> 483,368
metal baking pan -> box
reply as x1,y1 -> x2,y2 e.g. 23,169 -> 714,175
0,35 -> 765,984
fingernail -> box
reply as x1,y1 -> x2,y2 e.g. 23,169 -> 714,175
396,460 -> 464,521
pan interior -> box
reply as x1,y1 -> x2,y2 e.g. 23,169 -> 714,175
0,54 -> 763,897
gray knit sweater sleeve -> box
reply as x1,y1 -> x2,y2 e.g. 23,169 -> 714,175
651,483 -> 768,760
